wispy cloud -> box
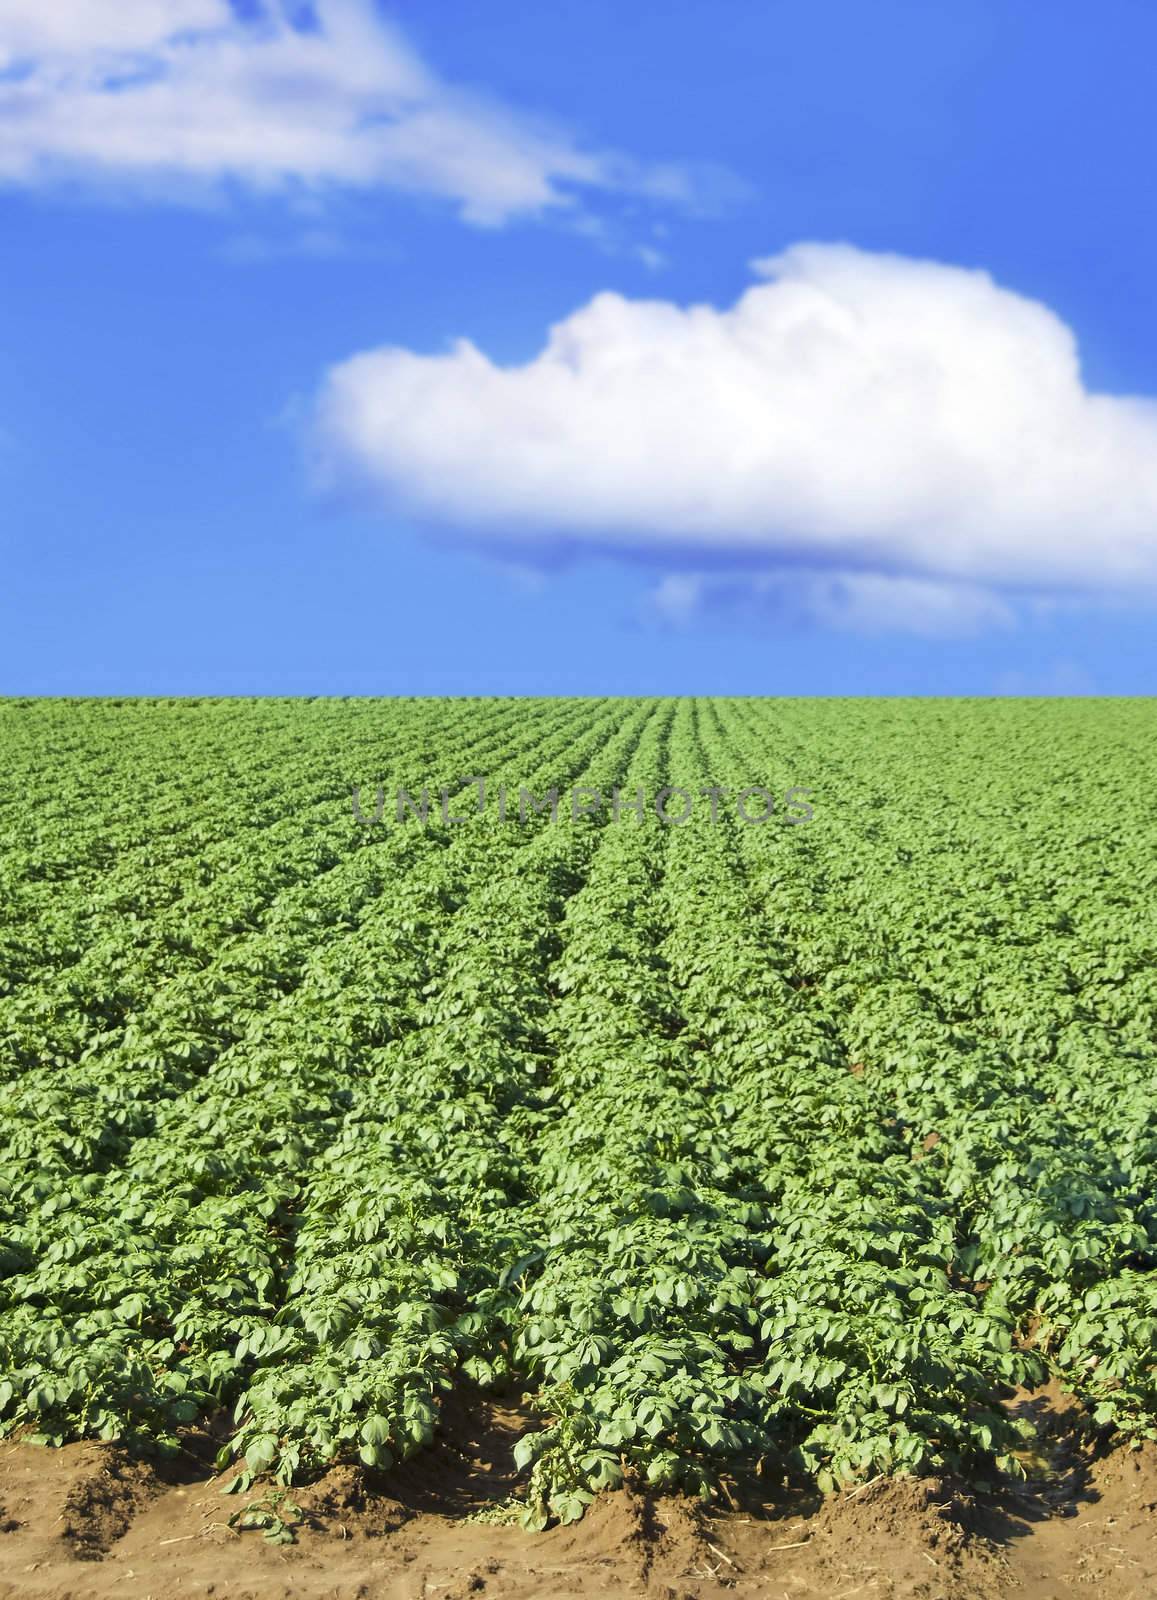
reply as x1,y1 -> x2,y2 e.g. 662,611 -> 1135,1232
0,0 -> 737,227
312,243 -> 1157,632
216,224 -> 398,263
647,570 -> 1016,638
992,658 -> 1098,696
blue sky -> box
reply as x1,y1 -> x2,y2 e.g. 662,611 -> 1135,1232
2,0 -> 1157,694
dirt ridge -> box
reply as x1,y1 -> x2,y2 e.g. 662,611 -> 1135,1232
1,1388 -> 1155,1599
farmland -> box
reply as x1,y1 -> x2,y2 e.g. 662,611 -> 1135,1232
1,696 -> 1156,1594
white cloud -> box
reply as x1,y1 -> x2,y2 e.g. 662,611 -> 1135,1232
0,0 -> 725,225
0,1 -> 222,59
313,242 -> 1157,619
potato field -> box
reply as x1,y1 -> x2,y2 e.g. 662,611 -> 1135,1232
1,696 -> 1155,1547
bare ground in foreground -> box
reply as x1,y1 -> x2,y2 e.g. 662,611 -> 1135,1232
1,1384 -> 1155,1600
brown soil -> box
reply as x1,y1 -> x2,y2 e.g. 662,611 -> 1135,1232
1,1385 -> 1155,1600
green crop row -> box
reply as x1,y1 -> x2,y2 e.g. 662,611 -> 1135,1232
0,696 -> 1154,1524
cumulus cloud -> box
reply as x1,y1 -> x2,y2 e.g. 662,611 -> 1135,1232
313,243 -> 1157,623
0,0 -> 727,224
